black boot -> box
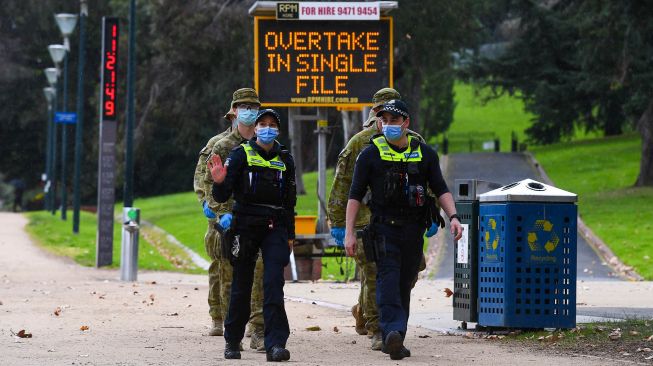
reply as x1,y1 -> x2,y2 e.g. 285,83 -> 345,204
266,345 -> 290,362
225,342 -> 241,359
381,331 -> 407,360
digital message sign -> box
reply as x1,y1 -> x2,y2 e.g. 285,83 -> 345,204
255,17 -> 392,107
100,17 -> 119,120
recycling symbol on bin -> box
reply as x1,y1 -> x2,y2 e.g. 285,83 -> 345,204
484,218 -> 500,251
527,219 -> 559,253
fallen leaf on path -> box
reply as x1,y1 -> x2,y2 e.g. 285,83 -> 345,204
463,332 -> 476,339
54,307 -> 62,316
306,326 -> 321,331
333,326 -> 339,333
16,330 -> 32,338
149,281 -> 157,285
149,294 -> 155,301
186,304 -> 192,308
171,287 -> 178,290
351,340 -> 356,344
133,291 -> 139,295
306,315 -> 316,319
98,294 -> 106,300
443,288 -> 453,298
166,312 -> 178,316
80,325 -> 89,331
194,287 -> 199,291
418,335 -> 431,338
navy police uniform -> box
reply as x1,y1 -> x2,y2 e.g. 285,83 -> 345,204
349,128 -> 449,353
212,132 -> 296,360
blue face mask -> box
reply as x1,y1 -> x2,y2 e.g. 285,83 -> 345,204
256,126 -> 279,144
382,124 -> 404,141
237,107 -> 258,126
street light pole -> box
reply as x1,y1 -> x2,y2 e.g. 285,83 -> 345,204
72,1 -> 88,233
54,13 -> 78,221
47,44 -> 66,215
43,87 -> 56,211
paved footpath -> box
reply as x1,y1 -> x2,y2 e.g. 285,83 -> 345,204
1,213 -> 649,366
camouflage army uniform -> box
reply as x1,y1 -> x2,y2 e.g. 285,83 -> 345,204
328,89 -> 429,348
194,125 -> 232,326
203,114 -> 265,337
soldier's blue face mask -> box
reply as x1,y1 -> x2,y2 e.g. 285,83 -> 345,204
237,105 -> 259,126
256,126 -> 278,144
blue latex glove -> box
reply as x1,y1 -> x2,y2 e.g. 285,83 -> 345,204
330,227 -> 345,248
202,201 -> 216,219
219,213 -> 233,230
425,222 -> 439,238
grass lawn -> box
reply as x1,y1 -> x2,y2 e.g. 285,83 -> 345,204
442,83 -> 602,153
531,134 -> 653,279
25,211 -> 178,272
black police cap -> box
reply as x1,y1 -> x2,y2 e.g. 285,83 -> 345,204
375,99 -> 410,119
256,108 -> 282,126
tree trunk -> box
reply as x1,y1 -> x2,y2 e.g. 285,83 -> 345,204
635,97 -> 653,187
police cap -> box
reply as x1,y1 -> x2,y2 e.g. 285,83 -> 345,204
376,99 -> 410,119
256,108 -> 281,127
231,88 -> 261,109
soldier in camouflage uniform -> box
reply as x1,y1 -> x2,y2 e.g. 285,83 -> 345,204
327,88 -> 433,351
202,88 -> 266,351
194,109 -> 236,336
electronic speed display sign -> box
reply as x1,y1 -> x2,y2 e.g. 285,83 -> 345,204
100,17 -> 119,120
96,17 -> 120,267
254,17 -> 393,107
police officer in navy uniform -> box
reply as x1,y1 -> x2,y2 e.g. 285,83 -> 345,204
209,108 -> 296,362
344,100 -> 463,360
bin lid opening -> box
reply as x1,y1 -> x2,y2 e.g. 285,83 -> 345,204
479,178 -> 577,203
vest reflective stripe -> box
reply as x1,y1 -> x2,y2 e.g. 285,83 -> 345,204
372,136 -> 423,162
242,143 -> 287,171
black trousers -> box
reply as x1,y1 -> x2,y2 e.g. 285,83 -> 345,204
374,221 -> 424,341
224,223 -> 290,352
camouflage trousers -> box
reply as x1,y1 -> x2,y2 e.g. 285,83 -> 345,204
205,221 -> 264,331
354,231 -> 428,335
354,235 -> 379,335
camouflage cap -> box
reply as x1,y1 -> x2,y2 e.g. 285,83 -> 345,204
372,87 -> 401,108
231,88 -> 260,108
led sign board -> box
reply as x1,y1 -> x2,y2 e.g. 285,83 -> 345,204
100,17 -> 119,121
254,17 -> 392,107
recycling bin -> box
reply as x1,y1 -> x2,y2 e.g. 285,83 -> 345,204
477,179 -> 577,329
453,179 -> 502,328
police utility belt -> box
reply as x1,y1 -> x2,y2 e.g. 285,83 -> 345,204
216,142 -> 289,263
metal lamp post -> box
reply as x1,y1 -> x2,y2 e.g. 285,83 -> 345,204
43,86 -> 56,211
54,13 -> 78,221
72,2 -> 88,234
47,45 -> 65,215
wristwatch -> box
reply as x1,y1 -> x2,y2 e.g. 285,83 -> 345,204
449,214 -> 460,222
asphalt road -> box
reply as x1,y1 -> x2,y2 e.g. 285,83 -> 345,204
432,152 -> 617,281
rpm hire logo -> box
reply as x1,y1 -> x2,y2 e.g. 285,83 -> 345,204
277,2 -> 299,19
